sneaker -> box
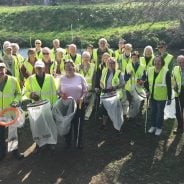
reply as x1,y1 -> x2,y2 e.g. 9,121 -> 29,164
148,127 -> 156,133
155,128 -> 162,136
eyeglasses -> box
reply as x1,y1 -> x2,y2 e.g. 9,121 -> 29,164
43,53 -> 49,55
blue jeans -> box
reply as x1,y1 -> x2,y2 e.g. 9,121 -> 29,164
150,99 -> 166,129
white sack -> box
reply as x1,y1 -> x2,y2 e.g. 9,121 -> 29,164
128,90 -> 144,118
52,98 -> 77,136
101,95 -> 124,130
28,101 -> 57,147
84,92 -> 96,120
164,90 -> 176,120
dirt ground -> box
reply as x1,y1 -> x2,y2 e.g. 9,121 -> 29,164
0,115 -> 184,184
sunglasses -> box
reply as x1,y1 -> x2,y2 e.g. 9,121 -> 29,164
43,53 -> 49,55
157,46 -> 164,49
35,43 -> 41,44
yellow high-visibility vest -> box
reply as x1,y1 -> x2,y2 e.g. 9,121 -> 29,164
148,66 -> 168,100
140,56 -> 154,71
125,62 -> 145,92
164,53 -> 173,68
172,66 -> 182,97
23,74 -> 57,105
64,53 -> 81,65
0,75 -> 21,109
93,48 -> 114,70
100,68 -> 123,99
79,63 -> 95,91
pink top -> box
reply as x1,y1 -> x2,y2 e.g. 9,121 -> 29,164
58,73 -> 88,101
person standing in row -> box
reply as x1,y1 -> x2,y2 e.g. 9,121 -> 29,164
51,39 -> 62,61
0,62 -> 23,160
23,60 -> 57,106
42,47 -> 57,76
20,48 -> 37,80
58,60 -> 88,149
64,44 -> 81,65
172,55 -> 184,134
79,51 -> 95,120
93,38 -> 114,88
118,43 -> 132,74
99,57 -> 125,130
11,43 -> 24,66
157,41 -> 174,73
55,48 -> 65,75
2,44 -> 21,81
114,39 -> 126,63
146,56 -> 172,136
34,39 -> 43,60
140,45 -> 154,71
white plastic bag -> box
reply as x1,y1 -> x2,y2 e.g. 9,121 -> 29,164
84,92 -> 96,120
101,95 -> 124,131
164,90 -> 176,120
27,101 -> 57,147
128,90 -> 144,118
0,108 -> 25,152
52,98 -> 77,136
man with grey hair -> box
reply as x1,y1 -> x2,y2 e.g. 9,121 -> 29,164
11,43 -> 24,66
172,55 -> 184,134
64,44 -> 81,65
2,44 -> 21,81
51,39 -> 62,61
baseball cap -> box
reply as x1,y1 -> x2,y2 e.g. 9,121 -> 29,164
34,60 -> 45,68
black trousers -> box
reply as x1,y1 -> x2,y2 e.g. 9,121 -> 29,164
175,88 -> 184,130
0,126 -> 6,157
65,104 -> 85,147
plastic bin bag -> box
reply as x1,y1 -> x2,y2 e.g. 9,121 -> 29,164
52,98 -> 77,136
101,95 -> 124,131
164,90 -> 176,120
27,100 -> 57,147
128,90 -> 144,118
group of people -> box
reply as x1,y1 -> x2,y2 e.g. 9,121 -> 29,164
0,37 -> 183,161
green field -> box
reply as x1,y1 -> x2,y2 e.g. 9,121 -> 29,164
0,2 -> 183,48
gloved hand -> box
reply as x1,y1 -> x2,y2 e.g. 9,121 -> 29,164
30,92 -> 40,101
167,100 -> 171,106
